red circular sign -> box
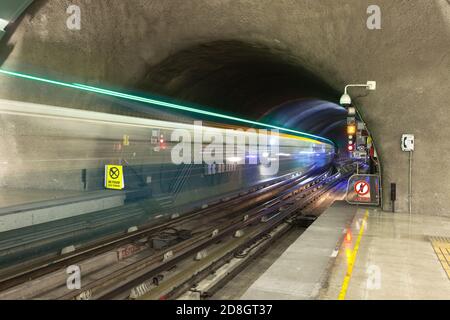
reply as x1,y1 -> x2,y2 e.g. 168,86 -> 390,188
354,180 -> 370,196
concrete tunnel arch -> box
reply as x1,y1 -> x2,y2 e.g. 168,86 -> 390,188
0,0 -> 449,215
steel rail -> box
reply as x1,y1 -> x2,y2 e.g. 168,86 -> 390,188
58,171 -> 335,300
0,168 -> 327,292
163,177 -> 347,300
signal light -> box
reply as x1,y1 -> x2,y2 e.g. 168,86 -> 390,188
159,135 -> 166,149
347,125 -> 356,135
348,107 -> 356,116
348,144 -> 354,152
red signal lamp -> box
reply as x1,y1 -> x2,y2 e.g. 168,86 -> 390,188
159,135 -> 166,150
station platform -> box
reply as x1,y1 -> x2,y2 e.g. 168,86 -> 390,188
321,209 -> 450,300
242,202 -> 450,300
242,201 -> 357,299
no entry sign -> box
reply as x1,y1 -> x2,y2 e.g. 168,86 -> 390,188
354,180 -> 370,196
346,174 -> 380,206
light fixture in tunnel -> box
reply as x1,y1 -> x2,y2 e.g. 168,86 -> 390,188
347,124 -> 356,135
0,68 -> 335,146
226,157 -> 242,163
347,106 -> 356,116
276,153 -> 291,157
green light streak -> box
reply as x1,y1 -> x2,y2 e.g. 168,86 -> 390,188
0,68 -> 334,145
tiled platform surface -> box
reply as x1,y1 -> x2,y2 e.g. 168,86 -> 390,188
242,201 -> 357,299
430,236 -> 450,280
320,210 -> 450,300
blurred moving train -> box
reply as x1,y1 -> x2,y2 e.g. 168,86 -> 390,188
0,98 -> 335,231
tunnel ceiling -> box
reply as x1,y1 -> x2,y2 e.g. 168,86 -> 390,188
137,40 -> 345,143
0,0 -> 449,214
138,41 -> 338,118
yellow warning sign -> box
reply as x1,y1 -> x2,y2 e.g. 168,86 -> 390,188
105,165 -> 124,190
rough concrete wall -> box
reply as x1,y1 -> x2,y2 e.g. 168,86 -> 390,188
0,0 -> 449,214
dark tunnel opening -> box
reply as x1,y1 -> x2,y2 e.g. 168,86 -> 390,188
133,40 -> 347,147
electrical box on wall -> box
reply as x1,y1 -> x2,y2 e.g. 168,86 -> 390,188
401,134 -> 414,151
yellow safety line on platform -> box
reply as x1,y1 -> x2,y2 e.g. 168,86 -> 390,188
429,236 -> 450,280
338,210 -> 369,300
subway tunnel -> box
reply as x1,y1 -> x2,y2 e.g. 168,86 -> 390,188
0,0 -> 448,214
0,0 -> 449,302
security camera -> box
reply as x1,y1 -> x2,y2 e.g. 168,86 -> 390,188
340,93 -> 352,105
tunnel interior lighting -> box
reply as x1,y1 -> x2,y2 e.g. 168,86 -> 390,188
227,157 -> 242,163
347,107 -> 356,116
347,125 -> 356,135
270,137 -> 278,145
0,69 -> 335,146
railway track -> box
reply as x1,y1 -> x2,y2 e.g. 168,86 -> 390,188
137,172 -> 348,300
0,168 -> 317,287
0,164 -> 353,300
